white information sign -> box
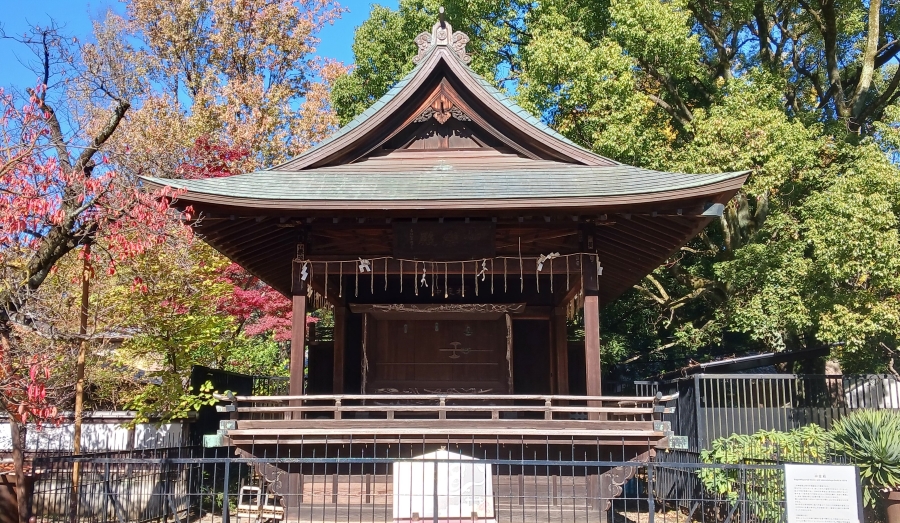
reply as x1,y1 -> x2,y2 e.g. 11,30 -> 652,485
393,450 -> 495,523
785,464 -> 862,523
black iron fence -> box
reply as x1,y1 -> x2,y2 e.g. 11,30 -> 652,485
251,375 -> 290,396
654,373 -> 900,450
27,442 -> 854,523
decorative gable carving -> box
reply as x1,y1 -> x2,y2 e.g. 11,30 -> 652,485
451,32 -> 471,63
414,93 -> 472,124
413,8 -> 471,64
413,33 -> 432,63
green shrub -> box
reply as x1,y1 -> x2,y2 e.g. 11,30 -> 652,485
829,409 -> 900,508
700,425 -> 830,521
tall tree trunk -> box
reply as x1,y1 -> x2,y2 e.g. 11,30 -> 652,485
851,0 -> 882,123
11,420 -> 30,523
820,0 -> 850,118
70,243 -> 90,522
753,1 -> 773,67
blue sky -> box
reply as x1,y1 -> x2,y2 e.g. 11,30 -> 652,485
0,0 -> 398,89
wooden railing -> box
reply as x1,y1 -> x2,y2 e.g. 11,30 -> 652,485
214,393 -> 677,422
211,393 -> 680,446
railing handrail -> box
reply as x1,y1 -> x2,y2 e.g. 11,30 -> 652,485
212,392 -> 679,423
213,393 -> 672,403
692,372 -> 900,380
233,404 -> 655,414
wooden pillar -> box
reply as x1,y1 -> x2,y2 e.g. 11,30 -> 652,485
290,260 -> 308,396
333,307 -> 346,394
553,307 -> 570,396
548,318 -> 557,395
584,295 -> 601,397
505,313 -> 514,393
361,313 -> 371,394
582,253 -> 604,420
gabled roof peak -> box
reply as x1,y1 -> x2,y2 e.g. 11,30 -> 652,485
266,10 -> 625,170
413,7 -> 471,65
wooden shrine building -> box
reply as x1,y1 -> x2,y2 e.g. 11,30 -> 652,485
144,11 -> 747,508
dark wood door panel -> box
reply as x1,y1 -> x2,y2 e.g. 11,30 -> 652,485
370,318 -> 508,392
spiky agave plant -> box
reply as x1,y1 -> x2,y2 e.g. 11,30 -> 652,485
830,409 -> 900,507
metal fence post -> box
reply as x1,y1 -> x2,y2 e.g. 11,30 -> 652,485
222,456 -> 230,523
103,461 -> 110,523
647,464 -> 655,523
740,467 -> 748,523
694,374 -> 706,450
433,457 -> 439,523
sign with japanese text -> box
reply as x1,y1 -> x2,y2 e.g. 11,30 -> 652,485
785,464 -> 863,523
392,222 -> 495,260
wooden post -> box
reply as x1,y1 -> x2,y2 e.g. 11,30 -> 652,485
74,245 -> 90,444
505,313 -> 514,393
332,307 -> 346,394
584,297 -> 602,393
290,260 -> 308,396
548,318 -> 557,395
553,307 -> 569,396
582,254 -> 603,420
361,313 -> 369,393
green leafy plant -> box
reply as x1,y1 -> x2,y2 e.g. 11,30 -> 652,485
829,409 -> 900,508
700,425 -> 829,521
125,380 -> 219,425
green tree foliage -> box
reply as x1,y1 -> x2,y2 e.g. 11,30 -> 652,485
222,336 -> 289,377
700,425 -> 830,520
334,0 -> 900,375
105,240 -> 237,422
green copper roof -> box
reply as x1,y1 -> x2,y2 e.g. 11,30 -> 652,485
144,163 -> 746,203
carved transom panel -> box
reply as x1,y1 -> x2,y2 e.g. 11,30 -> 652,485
414,93 -> 472,123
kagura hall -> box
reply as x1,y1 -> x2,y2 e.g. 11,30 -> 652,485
145,13 -> 747,522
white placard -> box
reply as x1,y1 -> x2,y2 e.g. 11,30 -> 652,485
785,464 -> 862,523
393,450 -> 495,522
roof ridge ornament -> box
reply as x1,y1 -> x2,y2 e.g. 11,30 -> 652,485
413,7 -> 472,65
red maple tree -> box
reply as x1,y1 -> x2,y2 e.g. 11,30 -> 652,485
176,136 -> 313,343
0,77 -> 180,523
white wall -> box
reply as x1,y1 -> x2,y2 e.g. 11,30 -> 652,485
0,416 -> 185,451
844,376 -> 900,408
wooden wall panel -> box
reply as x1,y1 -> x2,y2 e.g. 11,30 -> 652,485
369,318 -> 509,393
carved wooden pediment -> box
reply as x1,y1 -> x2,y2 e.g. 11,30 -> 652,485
413,8 -> 471,64
414,93 -> 472,124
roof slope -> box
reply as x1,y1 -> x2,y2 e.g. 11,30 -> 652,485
142,15 -> 744,207
274,44 -> 599,169
143,157 -> 746,211
261,18 -> 617,170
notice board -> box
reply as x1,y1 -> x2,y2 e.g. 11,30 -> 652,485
784,464 -> 864,523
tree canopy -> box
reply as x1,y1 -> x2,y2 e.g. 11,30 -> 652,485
0,0 -> 344,433
5,0 -> 900,432
334,0 -> 900,376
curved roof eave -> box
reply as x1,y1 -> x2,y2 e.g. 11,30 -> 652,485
140,170 -> 748,212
